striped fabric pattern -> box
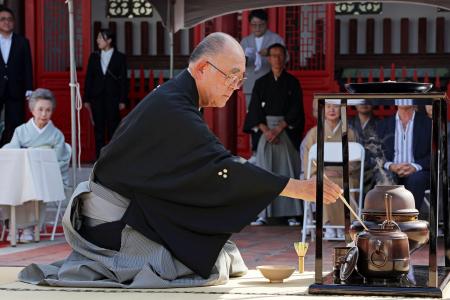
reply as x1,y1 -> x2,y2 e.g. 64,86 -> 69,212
18,181 -> 248,288
394,112 -> 415,164
384,111 -> 422,171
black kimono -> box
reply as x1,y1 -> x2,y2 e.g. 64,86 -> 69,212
243,70 -> 304,150
94,70 -> 288,278
242,70 -> 304,219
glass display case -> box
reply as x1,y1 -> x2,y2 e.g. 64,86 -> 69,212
308,92 -> 449,297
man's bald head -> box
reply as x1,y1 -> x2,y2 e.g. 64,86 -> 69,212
188,32 -> 246,108
189,32 -> 243,64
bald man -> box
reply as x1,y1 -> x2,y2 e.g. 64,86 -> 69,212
19,32 -> 341,289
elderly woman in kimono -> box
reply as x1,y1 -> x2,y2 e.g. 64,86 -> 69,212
302,102 -> 359,239
1,88 -> 70,242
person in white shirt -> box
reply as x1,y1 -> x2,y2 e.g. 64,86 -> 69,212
0,6 -> 33,146
84,29 -> 128,158
376,103 -> 432,211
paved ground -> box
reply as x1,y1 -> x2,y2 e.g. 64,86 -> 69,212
0,225 -> 444,270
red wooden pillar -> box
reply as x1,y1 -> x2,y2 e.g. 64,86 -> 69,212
24,1 -> 36,73
241,11 -> 250,36
212,14 -> 238,154
267,8 -> 278,33
326,4 -> 335,76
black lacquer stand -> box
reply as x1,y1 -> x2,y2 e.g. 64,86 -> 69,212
309,93 -> 450,298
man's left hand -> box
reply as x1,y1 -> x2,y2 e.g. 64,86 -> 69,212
270,121 -> 287,138
270,126 -> 283,138
259,48 -> 268,56
397,163 -> 416,177
119,103 -> 126,110
271,137 -> 280,144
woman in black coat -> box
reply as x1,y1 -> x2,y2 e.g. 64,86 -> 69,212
84,29 -> 128,158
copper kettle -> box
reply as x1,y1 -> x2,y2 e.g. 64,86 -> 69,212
356,194 -> 410,279
350,185 -> 429,253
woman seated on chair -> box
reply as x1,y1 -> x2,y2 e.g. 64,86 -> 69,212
302,102 -> 360,239
1,88 -> 70,242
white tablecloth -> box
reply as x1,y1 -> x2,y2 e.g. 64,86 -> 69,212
0,149 -> 65,206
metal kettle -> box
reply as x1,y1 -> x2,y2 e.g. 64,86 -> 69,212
356,194 -> 410,279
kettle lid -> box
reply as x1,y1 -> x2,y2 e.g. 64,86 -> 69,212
340,247 -> 359,281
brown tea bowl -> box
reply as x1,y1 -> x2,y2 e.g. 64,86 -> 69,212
257,265 -> 295,283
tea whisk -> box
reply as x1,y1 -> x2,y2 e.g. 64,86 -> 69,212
294,242 -> 309,273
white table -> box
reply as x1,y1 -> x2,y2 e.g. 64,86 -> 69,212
0,148 -> 65,246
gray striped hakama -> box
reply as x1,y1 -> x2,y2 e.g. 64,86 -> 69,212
18,179 -> 248,288
256,116 -> 302,218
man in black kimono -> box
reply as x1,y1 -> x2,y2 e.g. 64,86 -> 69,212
244,43 -> 304,226
19,32 -> 341,288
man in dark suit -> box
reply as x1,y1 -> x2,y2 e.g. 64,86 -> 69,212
377,103 -> 431,210
0,6 -> 33,146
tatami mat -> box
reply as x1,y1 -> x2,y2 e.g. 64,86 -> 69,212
0,268 -> 449,300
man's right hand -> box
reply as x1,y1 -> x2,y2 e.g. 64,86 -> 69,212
304,177 -> 342,204
279,177 -> 342,205
259,124 -> 277,143
389,163 -> 416,177
263,130 -> 277,143
259,48 -> 268,57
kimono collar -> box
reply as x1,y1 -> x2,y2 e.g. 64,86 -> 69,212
30,118 -> 52,135
325,120 -> 342,137
271,69 -> 287,82
177,69 -> 200,109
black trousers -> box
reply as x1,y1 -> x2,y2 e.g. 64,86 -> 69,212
91,96 -> 121,158
397,170 -> 430,211
0,92 -> 25,146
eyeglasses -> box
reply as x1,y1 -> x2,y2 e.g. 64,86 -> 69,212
269,54 -> 285,58
207,61 -> 246,90
250,22 -> 266,28
0,17 -> 13,23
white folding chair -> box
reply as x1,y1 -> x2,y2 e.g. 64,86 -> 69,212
301,142 -> 365,242
42,143 -> 72,240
